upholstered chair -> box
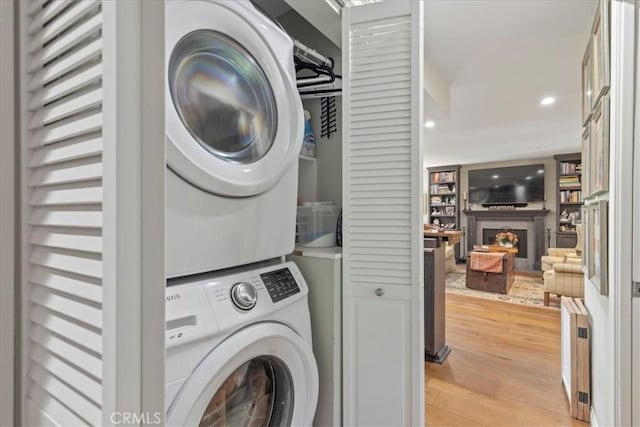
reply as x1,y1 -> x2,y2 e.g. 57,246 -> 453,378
541,224 -> 583,272
542,257 -> 584,305
444,244 -> 456,274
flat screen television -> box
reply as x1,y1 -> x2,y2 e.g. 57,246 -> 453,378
468,164 -> 545,206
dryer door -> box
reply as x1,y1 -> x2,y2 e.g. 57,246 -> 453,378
165,0 -> 303,197
166,323 -> 318,427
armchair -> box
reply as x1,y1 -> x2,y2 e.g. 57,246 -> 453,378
444,244 -> 456,274
541,224 -> 583,272
543,258 -> 584,306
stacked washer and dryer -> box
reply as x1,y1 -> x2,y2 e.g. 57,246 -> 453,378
164,1 -> 319,425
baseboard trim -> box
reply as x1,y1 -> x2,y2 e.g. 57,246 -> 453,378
590,407 -> 599,427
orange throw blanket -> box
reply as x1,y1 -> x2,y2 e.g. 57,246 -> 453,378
469,252 -> 504,273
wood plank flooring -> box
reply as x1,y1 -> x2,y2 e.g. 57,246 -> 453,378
426,293 -> 589,427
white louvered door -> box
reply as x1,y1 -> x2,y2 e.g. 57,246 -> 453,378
0,1 -> 16,426
20,1 -> 165,425
342,2 -> 424,425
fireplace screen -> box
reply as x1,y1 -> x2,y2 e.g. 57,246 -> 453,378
482,228 -> 528,258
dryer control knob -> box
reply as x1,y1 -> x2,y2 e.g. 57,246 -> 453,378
231,282 -> 257,311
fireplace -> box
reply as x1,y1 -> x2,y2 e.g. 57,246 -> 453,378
482,228 -> 528,259
463,209 -> 550,270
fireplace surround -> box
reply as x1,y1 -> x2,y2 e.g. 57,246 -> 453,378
463,209 -> 550,270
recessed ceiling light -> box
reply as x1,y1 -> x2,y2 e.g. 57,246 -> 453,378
526,176 -> 532,180
424,121 -> 435,128
492,175 -> 499,179
540,97 -> 556,106
537,169 -> 544,174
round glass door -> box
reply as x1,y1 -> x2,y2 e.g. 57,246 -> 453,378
168,30 -> 278,164
198,357 -> 293,427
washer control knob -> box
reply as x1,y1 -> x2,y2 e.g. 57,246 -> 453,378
231,282 -> 257,311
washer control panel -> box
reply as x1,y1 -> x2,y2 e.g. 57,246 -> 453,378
260,267 -> 300,303
168,262 -> 308,338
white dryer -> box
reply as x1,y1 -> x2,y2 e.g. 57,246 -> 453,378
165,261 -> 318,426
165,0 -> 304,278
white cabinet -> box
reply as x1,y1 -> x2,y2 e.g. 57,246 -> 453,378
287,247 -> 342,427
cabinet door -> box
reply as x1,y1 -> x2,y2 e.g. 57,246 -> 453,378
19,2 -> 165,424
342,1 -> 424,425
346,289 -> 414,425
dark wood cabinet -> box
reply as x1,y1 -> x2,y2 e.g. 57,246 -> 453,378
424,243 -> 449,363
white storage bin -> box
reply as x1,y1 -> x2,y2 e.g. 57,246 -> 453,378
297,202 -> 340,247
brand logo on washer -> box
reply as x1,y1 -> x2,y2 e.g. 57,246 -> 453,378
166,294 -> 181,302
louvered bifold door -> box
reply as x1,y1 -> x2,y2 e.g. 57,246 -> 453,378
21,2 -> 105,424
20,1 -> 165,425
342,2 -> 424,426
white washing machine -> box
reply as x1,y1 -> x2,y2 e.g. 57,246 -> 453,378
165,261 -> 318,426
165,0 -> 304,278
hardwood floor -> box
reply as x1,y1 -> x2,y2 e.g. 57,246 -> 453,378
426,293 -> 589,427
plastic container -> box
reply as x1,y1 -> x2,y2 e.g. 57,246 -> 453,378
297,202 -> 340,247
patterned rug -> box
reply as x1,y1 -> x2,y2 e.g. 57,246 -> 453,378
445,267 -> 560,309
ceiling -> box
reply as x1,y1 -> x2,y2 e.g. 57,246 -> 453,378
255,0 -> 597,167
423,0 -> 596,167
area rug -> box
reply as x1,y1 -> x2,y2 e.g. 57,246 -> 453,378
445,267 -> 560,309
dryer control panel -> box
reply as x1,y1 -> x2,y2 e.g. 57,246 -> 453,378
260,267 -> 300,303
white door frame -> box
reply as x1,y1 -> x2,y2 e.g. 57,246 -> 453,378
0,0 -> 16,425
632,1 -> 640,425
610,0 -> 635,425
101,2 -> 166,421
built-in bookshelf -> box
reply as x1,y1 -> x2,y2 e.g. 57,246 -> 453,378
427,165 -> 461,230
554,153 -> 583,248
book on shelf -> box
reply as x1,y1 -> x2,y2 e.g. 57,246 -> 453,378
431,171 -> 456,183
560,161 -> 581,175
560,190 -> 582,203
431,184 -> 456,194
559,176 -> 581,187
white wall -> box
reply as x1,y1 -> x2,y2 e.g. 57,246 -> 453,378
584,1 -> 635,426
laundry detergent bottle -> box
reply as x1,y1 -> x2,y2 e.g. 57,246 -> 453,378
301,110 -> 316,158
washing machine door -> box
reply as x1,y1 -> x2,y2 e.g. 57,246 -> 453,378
165,0 -> 303,197
167,323 -> 318,427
